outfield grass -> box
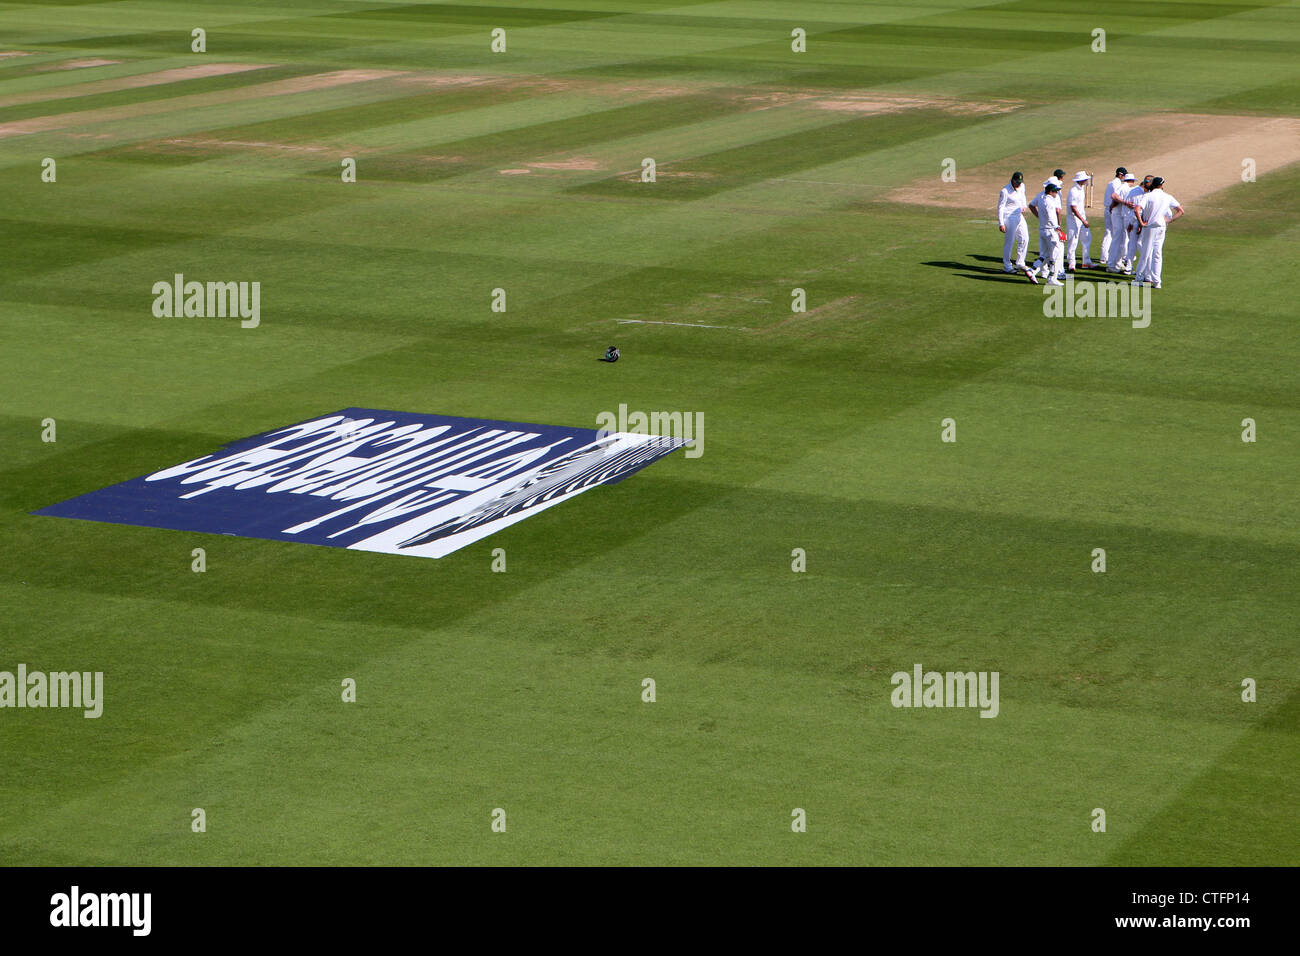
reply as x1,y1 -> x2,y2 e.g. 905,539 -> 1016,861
1,0 -> 1297,866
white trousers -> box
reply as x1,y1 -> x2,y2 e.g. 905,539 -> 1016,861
1066,216 -> 1092,267
1002,212 -> 1028,269
1136,225 -> 1167,285
1038,229 -> 1064,277
1122,219 -> 1142,268
1106,213 -> 1127,269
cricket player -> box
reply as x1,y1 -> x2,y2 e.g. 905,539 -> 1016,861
1134,177 -> 1184,288
1066,171 -> 1095,271
1031,170 -> 1067,274
997,171 -> 1030,273
1029,175 -> 1065,278
1028,179 -> 1066,286
1106,172 -> 1138,272
1127,176 -> 1155,273
1099,167 -> 1127,265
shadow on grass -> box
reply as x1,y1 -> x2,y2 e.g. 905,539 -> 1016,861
922,259 -> 1024,281
923,255 -> 1117,283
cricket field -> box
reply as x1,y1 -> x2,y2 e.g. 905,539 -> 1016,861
1,0 -> 1297,866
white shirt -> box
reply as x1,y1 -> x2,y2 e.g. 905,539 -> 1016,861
997,182 -> 1027,226
1121,186 -> 1145,224
1029,189 -> 1045,223
1036,192 -> 1062,231
1110,183 -> 1134,220
1103,177 -> 1122,211
1139,190 -> 1180,228
1067,184 -> 1088,224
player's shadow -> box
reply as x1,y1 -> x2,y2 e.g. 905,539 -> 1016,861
922,259 -> 1022,281
966,252 -> 1110,280
922,255 -> 1114,283
924,259 -> 1005,274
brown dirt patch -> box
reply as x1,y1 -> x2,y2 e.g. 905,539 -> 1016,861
398,71 -> 693,99
395,72 -> 498,87
247,68 -> 405,96
611,82 -> 695,98
38,58 -> 121,71
526,157 -> 603,171
0,63 -> 270,109
888,112 -> 1300,211
108,136 -> 389,161
812,92 -> 1022,116
0,52 -> 32,60
723,90 -> 1022,117
158,137 -> 327,153
0,68 -> 407,140
499,168 -> 531,175
736,91 -> 818,110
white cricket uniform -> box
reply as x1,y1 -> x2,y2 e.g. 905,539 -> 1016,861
1099,177 -> 1122,262
997,182 -> 1029,270
1028,189 -> 1046,269
1135,191 -> 1180,286
1121,186 -> 1146,271
1034,192 -> 1064,277
1106,184 -> 1132,270
1066,183 -> 1093,268
1028,189 -> 1045,268
1029,189 -> 1054,272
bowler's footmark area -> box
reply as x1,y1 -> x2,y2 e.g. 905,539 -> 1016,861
36,409 -> 686,559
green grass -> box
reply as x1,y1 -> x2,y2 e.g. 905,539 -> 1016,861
0,0 -> 1296,866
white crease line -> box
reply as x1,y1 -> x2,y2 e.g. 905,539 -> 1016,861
615,319 -> 753,331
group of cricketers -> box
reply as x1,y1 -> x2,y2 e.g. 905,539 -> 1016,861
997,166 -> 1185,289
